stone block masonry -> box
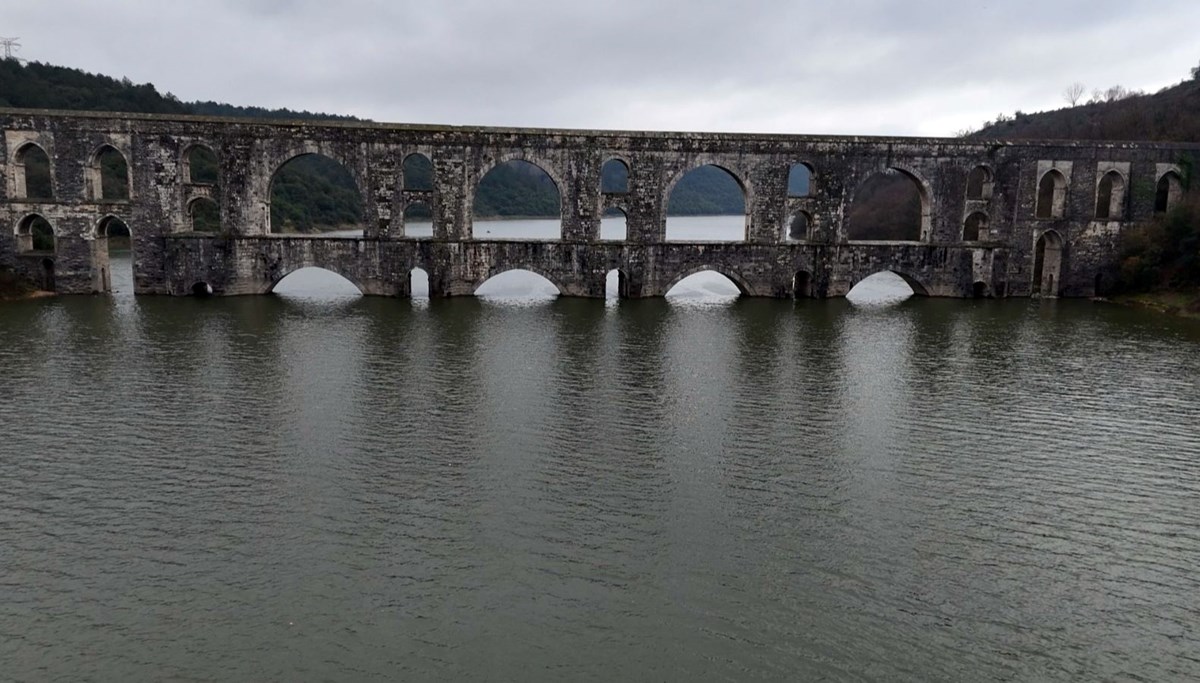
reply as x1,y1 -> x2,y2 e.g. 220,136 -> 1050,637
3,107 -> 1197,299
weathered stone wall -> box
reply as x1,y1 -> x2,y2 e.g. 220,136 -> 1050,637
3,107 -> 1197,299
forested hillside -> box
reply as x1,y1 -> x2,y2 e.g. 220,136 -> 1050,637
972,76 -> 1200,142
2,60 -> 744,232
970,65 -> 1200,305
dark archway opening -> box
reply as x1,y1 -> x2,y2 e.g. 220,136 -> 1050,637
1095,171 -> 1125,220
786,211 -> 811,241
17,214 -> 55,253
91,146 -> 130,201
966,166 -> 992,200
793,270 -> 813,298
963,212 -> 989,241
16,143 -> 53,200
602,159 -> 629,194
185,146 -> 218,185
192,282 -> 213,297
1155,172 -> 1182,214
473,159 -> 561,239
404,153 -> 433,191
846,170 -> 924,241
972,281 -> 988,298
189,198 -> 220,233
667,165 -> 746,241
270,154 -> 364,235
1036,170 -> 1066,219
1032,231 -> 1063,297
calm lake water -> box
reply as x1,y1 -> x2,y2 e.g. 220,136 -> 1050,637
3,218 -> 1200,681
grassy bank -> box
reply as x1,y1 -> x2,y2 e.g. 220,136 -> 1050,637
1111,289 -> 1200,319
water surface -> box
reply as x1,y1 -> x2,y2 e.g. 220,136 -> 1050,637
3,226 -> 1200,681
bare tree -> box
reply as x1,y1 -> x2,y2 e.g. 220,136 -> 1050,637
1063,82 -> 1086,106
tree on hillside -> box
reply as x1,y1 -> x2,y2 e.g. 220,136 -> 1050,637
1063,82 -> 1085,106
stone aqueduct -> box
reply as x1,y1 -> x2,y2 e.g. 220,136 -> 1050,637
1,107 -> 1196,299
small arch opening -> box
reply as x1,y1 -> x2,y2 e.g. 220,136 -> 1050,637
667,164 -> 746,241
793,270 -> 813,298
1155,171 -> 1183,214
16,213 -> 55,253
972,281 -> 988,298
474,159 -> 561,239
1095,170 -> 1125,220
191,282 -> 213,297
270,154 -> 364,234
787,163 -> 813,197
605,269 -> 628,300
847,271 -> 927,305
1032,230 -> 1064,297
90,145 -> 130,201
785,211 -> 812,241
475,269 -> 561,300
404,202 -> 433,238
601,158 -> 629,194
1036,169 -> 1067,219
98,216 -> 132,295
189,198 -> 221,233
185,145 -> 218,185
600,207 -> 627,241
665,269 -> 744,302
966,166 -> 993,200
15,143 -> 53,200
410,267 -> 430,298
846,169 -> 925,241
963,212 -> 989,241
404,153 -> 433,191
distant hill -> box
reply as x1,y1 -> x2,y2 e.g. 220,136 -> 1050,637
972,78 -> 1200,142
1,59 -> 745,230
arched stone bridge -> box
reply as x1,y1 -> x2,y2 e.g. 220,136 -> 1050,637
2,107 -> 1196,298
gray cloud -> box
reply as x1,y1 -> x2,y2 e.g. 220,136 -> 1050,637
9,1 -> 1199,135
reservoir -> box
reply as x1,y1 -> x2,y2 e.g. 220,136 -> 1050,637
3,219 -> 1200,680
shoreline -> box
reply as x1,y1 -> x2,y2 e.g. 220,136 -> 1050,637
1110,289 -> 1200,319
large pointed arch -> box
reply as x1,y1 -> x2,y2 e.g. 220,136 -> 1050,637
846,166 -> 931,242
268,152 -> 364,234
13,142 -> 53,200
87,144 -> 130,201
471,153 -> 564,239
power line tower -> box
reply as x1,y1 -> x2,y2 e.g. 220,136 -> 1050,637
0,36 -> 25,62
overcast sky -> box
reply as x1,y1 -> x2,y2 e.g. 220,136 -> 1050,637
7,1 -> 1200,136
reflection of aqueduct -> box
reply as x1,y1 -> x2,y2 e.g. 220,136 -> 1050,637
2,107 -> 1195,298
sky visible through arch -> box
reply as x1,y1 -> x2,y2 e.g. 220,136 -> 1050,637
6,1 -> 1200,137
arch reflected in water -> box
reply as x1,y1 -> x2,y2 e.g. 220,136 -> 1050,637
847,271 -> 925,306
271,267 -> 363,300
474,269 -> 560,301
410,267 -> 430,299
665,269 -> 743,304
